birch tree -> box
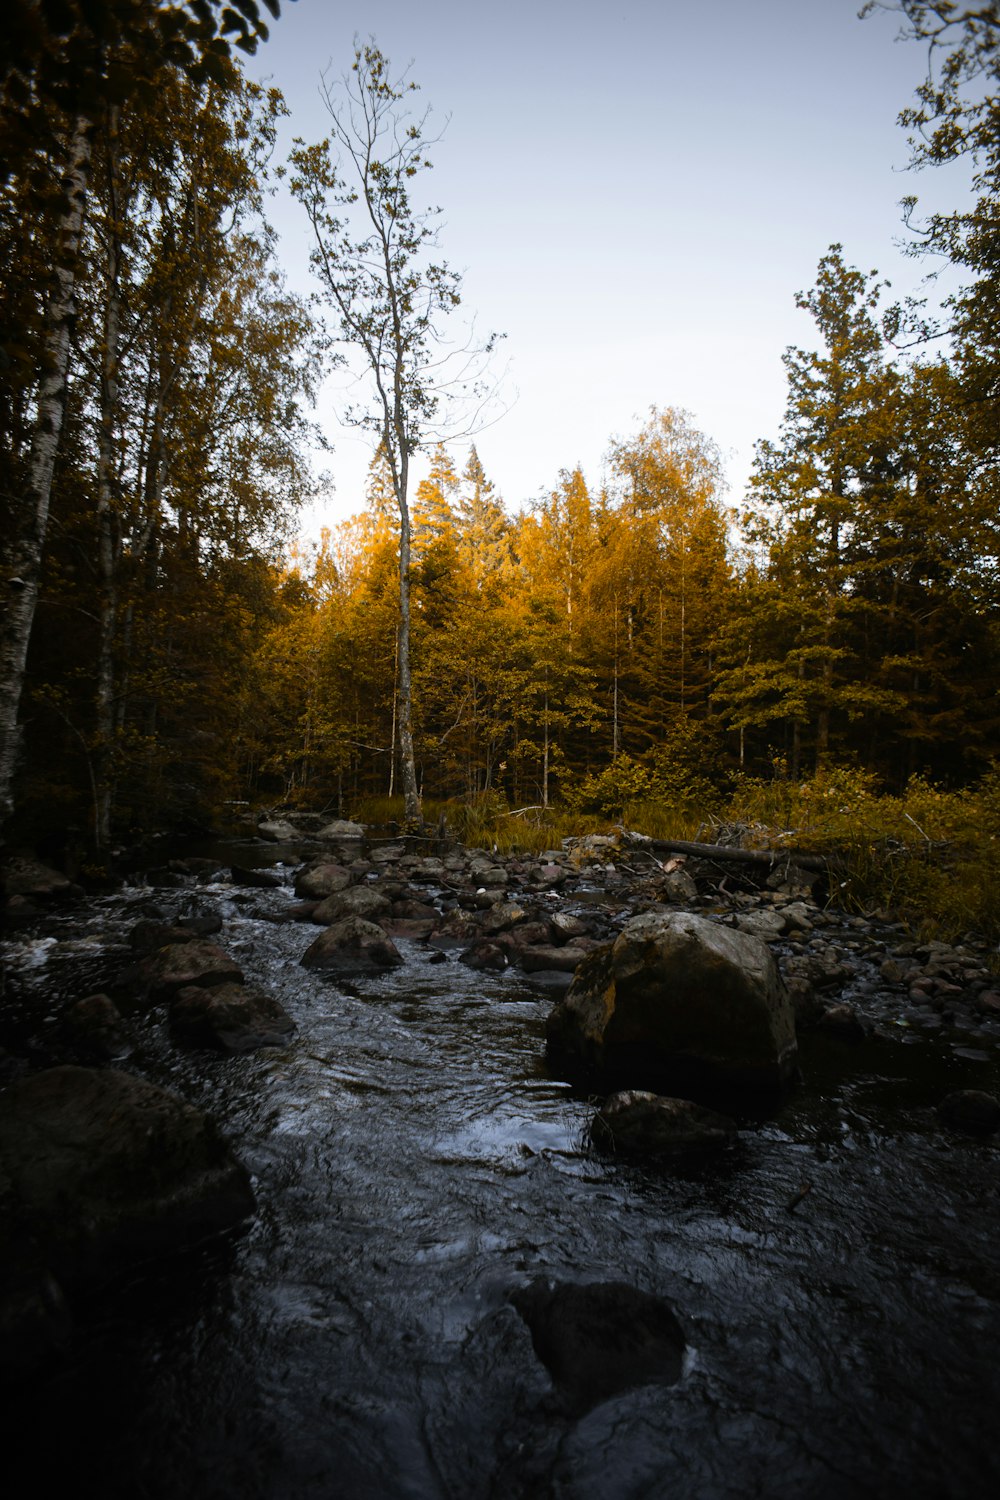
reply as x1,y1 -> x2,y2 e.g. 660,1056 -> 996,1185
289,42 -> 499,824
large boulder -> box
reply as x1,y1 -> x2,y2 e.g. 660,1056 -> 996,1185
317,819 -> 365,840
546,910 -> 797,1112
591,1090 -> 737,1159
311,884 -> 392,926
169,983 -> 295,1054
511,1279 -> 685,1414
132,940 -> 244,1002
300,916 -> 403,975
0,1067 -> 255,1297
294,862 -> 352,900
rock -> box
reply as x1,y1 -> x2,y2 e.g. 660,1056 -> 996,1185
458,941 -> 508,971
300,917 -> 403,975
61,994 -> 128,1059
733,909 -> 787,941
656,868 -> 699,904
257,819 -> 300,843
879,957 -> 906,985
316,819 -> 366,840
230,864 -> 284,889
551,911 -> 589,941
1,856 -> 82,904
0,1067 -> 255,1294
129,919 -> 202,954
938,1090 -> 1000,1136
133,940 -> 244,1001
511,1279 -> 685,1413
311,885 -> 392,926
294,862 -> 352,900
169,983 -> 294,1053
534,863 -> 567,889
815,1002 -> 867,1043
546,910 -> 798,1112
519,945 -> 589,974
428,908 -> 479,947
480,901 -> 528,935
391,897 -> 439,920
591,1090 -> 737,1158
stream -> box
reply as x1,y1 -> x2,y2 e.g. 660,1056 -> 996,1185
3,840 -> 1000,1499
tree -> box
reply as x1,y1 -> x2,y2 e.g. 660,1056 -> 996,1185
0,0 -> 286,835
289,42 -> 499,824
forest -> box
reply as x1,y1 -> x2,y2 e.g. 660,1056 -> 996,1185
1,2 -> 998,933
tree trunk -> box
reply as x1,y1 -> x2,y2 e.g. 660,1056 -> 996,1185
0,116 -> 92,833
394,455 -> 421,823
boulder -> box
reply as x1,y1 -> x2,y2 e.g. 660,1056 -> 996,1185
169,983 -> 295,1053
317,819 -> 365,840
511,1279 -> 685,1414
520,944 -> 589,974
229,864 -> 283,889
300,917 -> 403,975
294,862 -> 352,900
0,1067 -> 255,1295
938,1089 -> 1000,1137
311,884 -> 392,926
546,910 -> 797,1112
656,867 -> 699,904
61,994 -> 128,1060
1,856 -> 81,904
591,1090 -> 737,1158
733,909 -> 787,942
257,819 -> 300,843
459,940 -> 508,971
133,940 -> 244,1001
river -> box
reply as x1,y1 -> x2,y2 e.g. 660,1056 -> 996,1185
3,841 -> 1000,1498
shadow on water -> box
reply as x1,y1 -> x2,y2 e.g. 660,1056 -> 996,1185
4,868 -> 1000,1499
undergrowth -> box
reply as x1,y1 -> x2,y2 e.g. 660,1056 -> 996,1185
350,766 -> 1000,947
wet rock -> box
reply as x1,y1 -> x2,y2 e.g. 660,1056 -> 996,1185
938,1090 -> 1000,1137
480,901 -> 528,936
180,914 -> 224,938
519,945 -> 589,974
0,1066 -> 255,1294
169,983 -> 294,1054
311,885 -> 392,926
551,911 -> 589,941
546,910 -> 797,1112
459,941 -> 508,971
316,819 -> 365,840
1,856 -> 82,905
428,908 -> 479,948
294,863 -> 352,900
61,994 -> 128,1059
511,1278 -> 685,1413
656,867 -> 699,904
300,917 -> 403,975
816,1002 -> 868,1043
229,864 -> 283,890
133,940 -> 244,1001
129,919 -> 202,954
257,819 -> 300,843
391,898 -> 439,920
733,909 -> 787,942
591,1090 -> 737,1158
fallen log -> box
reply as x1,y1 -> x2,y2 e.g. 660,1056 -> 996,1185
626,836 -> 842,874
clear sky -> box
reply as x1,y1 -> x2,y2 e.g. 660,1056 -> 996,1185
245,0 -> 964,531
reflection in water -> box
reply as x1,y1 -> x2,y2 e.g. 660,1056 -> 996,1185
4,867 -> 1000,1498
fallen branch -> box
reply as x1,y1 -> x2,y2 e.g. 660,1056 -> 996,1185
627,835 -> 842,874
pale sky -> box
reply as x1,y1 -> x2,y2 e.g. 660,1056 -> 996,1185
246,0 -> 966,532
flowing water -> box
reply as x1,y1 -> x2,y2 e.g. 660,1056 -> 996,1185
4,847 -> 1000,1499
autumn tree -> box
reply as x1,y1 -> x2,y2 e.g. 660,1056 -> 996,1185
289,43 -> 498,825
0,0 -> 286,834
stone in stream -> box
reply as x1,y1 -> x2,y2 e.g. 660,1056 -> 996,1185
0,1065 -> 255,1363
511,1279 -> 686,1413
546,909 -> 798,1113
591,1090 -> 738,1159
937,1090 -> 1000,1137
169,982 -> 295,1053
294,862 -> 352,900
131,940 -> 244,1003
310,885 -> 392,926
257,819 -> 300,843
300,916 -> 403,975
316,819 -> 365,840
230,864 -> 284,890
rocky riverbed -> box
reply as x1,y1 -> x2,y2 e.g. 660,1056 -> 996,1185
2,819 -> 999,1497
